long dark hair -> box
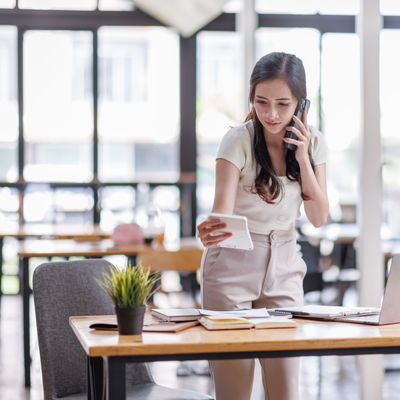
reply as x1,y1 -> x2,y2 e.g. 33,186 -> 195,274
246,52 -> 313,203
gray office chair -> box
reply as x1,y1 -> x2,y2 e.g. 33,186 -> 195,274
33,259 -> 212,400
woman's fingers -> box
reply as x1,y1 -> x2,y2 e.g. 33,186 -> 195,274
285,125 -> 306,142
197,218 -> 232,246
203,231 -> 232,246
292,115 -> 310,138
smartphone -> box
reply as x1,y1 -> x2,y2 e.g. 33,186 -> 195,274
284,98 -> 310,151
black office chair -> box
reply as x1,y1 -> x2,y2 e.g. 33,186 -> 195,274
33,259 -> 212,400
298,237 -> 324,297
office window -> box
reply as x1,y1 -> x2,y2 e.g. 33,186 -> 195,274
99,0 -> 134,11
196,31 -> 242,214
23,184 -> 93,223
317,0 -> 359,15
0,27 -> 18,182
255,0 -> 358,14
98,27 -> 179,182
0,187 -> 19,294
381,30 -> 400,236
0,0 -> 15,8
381,1 -> 400,15
256,28 -> 320,128
19,0 -> 96,10
23,31 -> 93,182
321,33 -> 360,204
0,187 -> 19,222
99,186 -> 136,230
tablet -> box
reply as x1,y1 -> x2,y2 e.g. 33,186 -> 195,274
208,213 -> 254,251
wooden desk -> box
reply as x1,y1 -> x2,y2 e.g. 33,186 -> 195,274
0,223 -> 111,300
70,315 -> 400,400
0,223 -> 111,241
19,239 -> 202,387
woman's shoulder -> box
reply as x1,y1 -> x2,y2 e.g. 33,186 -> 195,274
223,120 -> 254,144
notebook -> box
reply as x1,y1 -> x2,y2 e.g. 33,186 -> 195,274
151,307 -> 272,322
199,315 -> 296,330
208,213 -> 254,251
89,315 -> 199,332
273,254 -> 400,326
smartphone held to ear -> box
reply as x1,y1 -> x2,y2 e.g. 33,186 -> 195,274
284,98 -> 310,151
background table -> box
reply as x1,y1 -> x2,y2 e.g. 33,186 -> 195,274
70,315 -> 400,400
0,223 -> 111,299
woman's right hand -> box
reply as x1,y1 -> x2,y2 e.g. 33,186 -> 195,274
197,217 -> 232,247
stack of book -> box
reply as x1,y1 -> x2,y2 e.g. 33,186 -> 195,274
151,308 -> 297,330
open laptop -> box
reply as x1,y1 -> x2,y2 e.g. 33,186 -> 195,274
273,254 -> 400,326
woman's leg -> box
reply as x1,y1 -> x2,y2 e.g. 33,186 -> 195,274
254,231 -> 306,400
210,359 -> 256,400
201,243 -> 270,400
259,357 -> 300,400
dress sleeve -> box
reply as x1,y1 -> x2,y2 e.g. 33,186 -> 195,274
309,127 -> 327,166
216,125 -> 249,171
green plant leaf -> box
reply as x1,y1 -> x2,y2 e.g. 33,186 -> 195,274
96,264 -> 159,308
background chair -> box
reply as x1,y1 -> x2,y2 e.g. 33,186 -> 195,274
298,237 -> 324,301
33,259 -> 212,400
138,248 -> 203,305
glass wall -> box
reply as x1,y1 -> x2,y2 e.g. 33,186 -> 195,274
196,31 -> 242,214
0,26 -> 18,182
98,27 -> 180,182
381,30 -> 400,236
24,30 -> 93,182
321,33 -> 360,215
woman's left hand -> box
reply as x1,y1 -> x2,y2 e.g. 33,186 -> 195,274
282,113 -> 311,165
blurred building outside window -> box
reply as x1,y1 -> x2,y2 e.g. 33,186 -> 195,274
98,27 -> 180,182
23,30 -> 93,183
0,26 -> 18,182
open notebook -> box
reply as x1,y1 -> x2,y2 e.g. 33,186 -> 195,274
199,315 -> 296,330
272,254 -> 400,326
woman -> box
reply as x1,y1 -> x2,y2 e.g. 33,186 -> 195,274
197,52 -> 328,400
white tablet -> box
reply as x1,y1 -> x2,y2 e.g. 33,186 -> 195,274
208,213 -> 254,251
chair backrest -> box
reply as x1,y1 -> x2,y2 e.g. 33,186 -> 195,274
137,248 -> 203,273
298,238 -> 323,294
33,259 -> 152,399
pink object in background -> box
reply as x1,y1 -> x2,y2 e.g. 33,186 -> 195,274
111,223 -> 145,246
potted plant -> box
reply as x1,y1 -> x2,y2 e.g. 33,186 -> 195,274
97,264 -> 158,335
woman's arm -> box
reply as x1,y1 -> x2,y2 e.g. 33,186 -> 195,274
299,162 -> 329,227
197,159 -> 240,246
212,159 -> 240,213
283,114 -> 329,227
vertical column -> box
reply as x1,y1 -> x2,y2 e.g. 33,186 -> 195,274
17,28 -> 25,225
179,36 -> 197,237
92,29 -> 100,224
236,0 -> 257,117
357,2 -> 383,399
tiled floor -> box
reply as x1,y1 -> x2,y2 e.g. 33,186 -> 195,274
1,294 -> 400,400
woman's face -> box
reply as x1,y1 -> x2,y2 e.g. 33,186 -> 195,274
253,78 -> 298,136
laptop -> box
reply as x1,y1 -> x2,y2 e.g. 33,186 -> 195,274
273,254 -> 400,326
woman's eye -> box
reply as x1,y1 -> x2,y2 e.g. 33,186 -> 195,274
279,103 -> 290,107
256,100 -> 266,105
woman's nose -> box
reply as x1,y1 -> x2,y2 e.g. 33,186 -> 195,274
265,108 -> 279,120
